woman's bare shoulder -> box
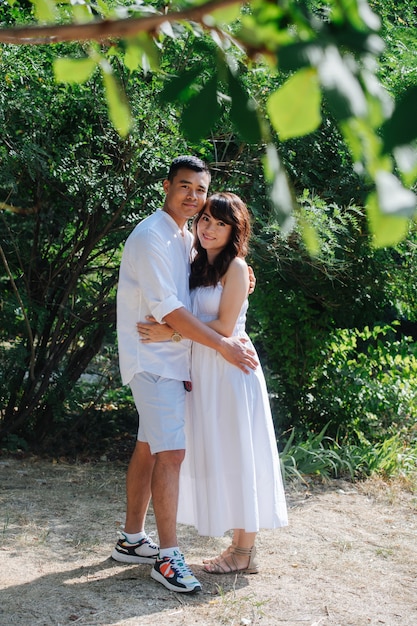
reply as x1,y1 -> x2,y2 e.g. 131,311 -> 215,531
223,257 -> 249,286
230,256 -> 248,271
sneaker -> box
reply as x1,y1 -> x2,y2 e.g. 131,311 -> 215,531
111,532 -> 159,564
151,550 -> 202,593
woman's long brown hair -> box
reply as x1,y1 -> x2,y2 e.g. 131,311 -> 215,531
189,192 -> 251,290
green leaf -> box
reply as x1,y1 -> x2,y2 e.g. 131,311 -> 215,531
100,66 -> 132,138
181,77 -> 221,142
72,3 -> 94,24
124,44 -> 142,73
31,0 -> 57,23
262,143 -> 297,234
96,0 -> 110,17
319,46 -> 367,121
394,146 -> 417,188
382,86 -> 417,153
204,2 -> 242,26
340,117 -> 388,178
267,68 -> 321,140
136,33 -> 160,72
338,29 -> 384,55
331,0 -> 381,31
53,57 -> 98,84
375,171 -> 416,218
278,42 -> 323,73
124,34 -> 160,74
299,217 -> 320,256
228,69 -> 262,144
366,191 -> 410,248
239,5 -> 293,49
159,65 -> 203,104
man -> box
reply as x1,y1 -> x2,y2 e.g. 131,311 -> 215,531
112,156 -> 257,593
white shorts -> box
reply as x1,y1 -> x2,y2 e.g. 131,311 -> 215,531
129,372 -> 186,454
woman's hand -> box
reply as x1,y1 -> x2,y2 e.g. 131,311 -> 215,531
137,317 -> 174,342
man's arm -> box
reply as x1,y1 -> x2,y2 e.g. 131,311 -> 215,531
164,307 -> 257,374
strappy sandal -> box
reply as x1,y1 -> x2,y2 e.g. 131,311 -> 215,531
203,545 -> 259,575
202,543 -> 235,565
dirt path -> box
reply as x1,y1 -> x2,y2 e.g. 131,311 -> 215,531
0,457 -> 416,626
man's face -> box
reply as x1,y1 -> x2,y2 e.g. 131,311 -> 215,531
163,168 -> 210,227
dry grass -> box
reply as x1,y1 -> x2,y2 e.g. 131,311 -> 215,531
0,457 -> 416,626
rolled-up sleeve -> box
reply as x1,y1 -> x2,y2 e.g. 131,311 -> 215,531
128,227 -> 185,323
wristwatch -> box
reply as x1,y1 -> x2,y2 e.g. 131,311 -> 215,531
171,331 -> 182,343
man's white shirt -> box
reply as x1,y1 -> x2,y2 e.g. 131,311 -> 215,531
117,209 -> 192,385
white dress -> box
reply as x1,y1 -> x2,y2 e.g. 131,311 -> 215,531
177,283 -> 288,537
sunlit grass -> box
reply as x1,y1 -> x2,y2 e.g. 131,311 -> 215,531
280,425 -> 417,485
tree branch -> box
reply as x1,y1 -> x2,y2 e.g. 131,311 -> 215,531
0,0 -> 241,45
0,202 -> 37,215
0,243 -> 36,380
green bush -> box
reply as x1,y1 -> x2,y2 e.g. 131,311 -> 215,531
248,194 -> 417,448
304,324 -> 417,442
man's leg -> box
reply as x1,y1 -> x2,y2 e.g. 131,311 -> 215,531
150,448 -> 201,593
124,440 -> 155,533
111,440 -> 158,564
151,449 -> 185,548
120,373 -> 200,592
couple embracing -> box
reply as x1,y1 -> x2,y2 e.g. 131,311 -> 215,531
112,156 -> 288,593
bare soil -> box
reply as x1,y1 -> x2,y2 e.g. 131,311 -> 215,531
0,456 -> 416,626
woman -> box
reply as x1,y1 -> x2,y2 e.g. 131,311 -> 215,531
138,192 -> 288,574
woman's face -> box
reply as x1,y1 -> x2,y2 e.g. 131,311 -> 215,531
196,206 -> 233,260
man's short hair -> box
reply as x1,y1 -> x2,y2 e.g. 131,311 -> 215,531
167,155 -> 211,182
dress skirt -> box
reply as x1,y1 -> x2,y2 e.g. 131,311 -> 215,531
177,284 -> 288,537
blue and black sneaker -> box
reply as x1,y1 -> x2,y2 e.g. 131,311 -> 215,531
151,550 -> 202,593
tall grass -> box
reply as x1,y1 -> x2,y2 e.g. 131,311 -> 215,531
280,426 -> 417,484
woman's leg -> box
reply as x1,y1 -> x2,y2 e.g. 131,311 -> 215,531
203,530 -> 258,574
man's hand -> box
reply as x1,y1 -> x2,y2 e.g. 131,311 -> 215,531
248,265 -> 256,295
219,336 -> 258,374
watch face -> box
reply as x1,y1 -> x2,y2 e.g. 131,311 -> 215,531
172,332 -> 182,342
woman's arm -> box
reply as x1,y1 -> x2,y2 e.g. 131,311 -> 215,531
205,257 -> 249,337
137,258 -> 250,341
